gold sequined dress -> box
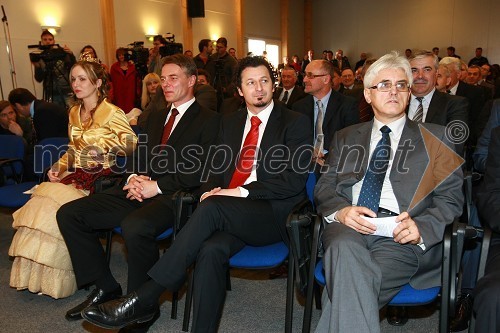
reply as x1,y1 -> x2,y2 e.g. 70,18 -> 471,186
8,100 -> 137,299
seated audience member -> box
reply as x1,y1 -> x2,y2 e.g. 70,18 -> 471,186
432,47 -> 441,61
408,50 -> 468,127
339,67 -> 363,93
354,52 -> 368,70
273,66 -> 307,108
141,73 -> 161,110
8,59 -> 138,299
331,49 -> 351,70
474,126 -> 500,333
8,88 -> 68,142
0,100 -> 33,147
128,73 -> 161,125
314,52 -> 464,333
405,48 -> 412,58
184,50 -> 193,58
440,56 -> 486,145
447,46 -> 461,59
56,55 -> 220,330
293,59 -> 358,169
77,56 -> 312,333
436,64 -> 452,93
331,66 -> 342,92
228,47 -> 237,59
460,61 -> 469,82
197,68 -> 211,85
468,47 -> 489,67
468,65 -> 494,100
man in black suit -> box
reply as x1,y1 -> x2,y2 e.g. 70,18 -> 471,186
407,51 -> 469,152
57,55 -> 220,329
273,66 -> 307,108
440,56 -> 486,145
293,59 -> 359,168
80,56 -> 312,333
331,49 -> 351,71
8,88 -> 68,141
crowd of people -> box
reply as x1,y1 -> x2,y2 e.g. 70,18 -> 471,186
3,28 -> 500,333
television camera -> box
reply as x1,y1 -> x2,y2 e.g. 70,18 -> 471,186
28,44 -> 67,63
158,33 -> 183,58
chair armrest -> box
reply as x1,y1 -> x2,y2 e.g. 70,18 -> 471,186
172,189 -> 199,239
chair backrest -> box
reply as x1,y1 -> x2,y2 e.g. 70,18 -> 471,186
33,137 -> 69,180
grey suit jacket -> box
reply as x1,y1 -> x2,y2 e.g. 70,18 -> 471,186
315,118 -> 464,288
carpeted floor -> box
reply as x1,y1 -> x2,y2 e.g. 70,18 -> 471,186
0,207 -> 465,332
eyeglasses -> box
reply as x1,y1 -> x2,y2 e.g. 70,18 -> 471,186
369,80 -> 410,92
305,72 -> 328,79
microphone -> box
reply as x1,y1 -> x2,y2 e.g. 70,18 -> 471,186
1,6 -> 6,22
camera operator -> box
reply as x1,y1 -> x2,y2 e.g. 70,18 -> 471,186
206,37 -> 238,102
147,35 -> 167,76
31,30 -> 76,109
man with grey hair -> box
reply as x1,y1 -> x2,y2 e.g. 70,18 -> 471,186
314,51 -> 464,333
440,56 -> 486,145
436,64 -> 452,93
406,50 -> 468,158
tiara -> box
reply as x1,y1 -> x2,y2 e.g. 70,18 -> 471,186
79,51 -> 102,64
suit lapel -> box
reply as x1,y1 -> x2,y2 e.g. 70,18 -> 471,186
167,102 -> 200,147
324,91 -> 339,131
426,91 -> 444,123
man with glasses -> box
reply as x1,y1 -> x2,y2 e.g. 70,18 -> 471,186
314,52 -> 464,333
293,59 -> 358,170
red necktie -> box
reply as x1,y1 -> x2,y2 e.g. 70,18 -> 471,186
228,116 -> 262,188
161,108 -> 179,145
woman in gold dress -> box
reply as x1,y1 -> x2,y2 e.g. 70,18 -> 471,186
8,59 -> 138,299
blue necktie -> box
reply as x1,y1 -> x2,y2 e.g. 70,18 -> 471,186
357,125 -> 392,212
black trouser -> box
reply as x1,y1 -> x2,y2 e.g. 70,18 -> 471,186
57,192 -> 174,293
147,195 -> 282,333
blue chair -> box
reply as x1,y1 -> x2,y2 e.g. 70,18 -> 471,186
181,173 -> 316,332
0,137 -> 69,208
297,213 -> 464,333
0,135 -> 26,185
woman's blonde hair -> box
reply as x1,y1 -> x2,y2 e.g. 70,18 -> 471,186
141,73 -> 161,110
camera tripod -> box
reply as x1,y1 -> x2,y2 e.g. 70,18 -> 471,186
42,57 -> 71,108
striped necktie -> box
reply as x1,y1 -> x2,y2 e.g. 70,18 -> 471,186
412,97 -> 423,123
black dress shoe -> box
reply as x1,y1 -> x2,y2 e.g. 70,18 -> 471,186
117,309 -> 160,333
82,292 -> 159,329
386,306 -> 408,326
65,285 -> 122,321
450,293 -> 473,332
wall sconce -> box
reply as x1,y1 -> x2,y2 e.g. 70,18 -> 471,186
41,25 -> 61,35
145,34 -> 156,42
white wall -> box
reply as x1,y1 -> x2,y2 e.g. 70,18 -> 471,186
312,0 -> 500,64
0,0 -> 102,99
